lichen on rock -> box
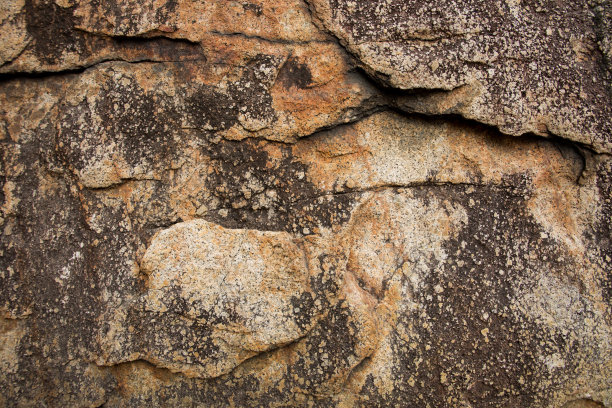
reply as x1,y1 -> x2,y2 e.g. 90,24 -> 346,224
0,0 -> 611,407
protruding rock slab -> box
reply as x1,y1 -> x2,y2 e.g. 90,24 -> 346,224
98,219 -> 317,378
309,0 -> 612,151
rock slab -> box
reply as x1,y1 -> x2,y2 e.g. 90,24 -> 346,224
0,0 -> 611,407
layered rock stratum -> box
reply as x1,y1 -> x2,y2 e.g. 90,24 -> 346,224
1,0 -> 611,407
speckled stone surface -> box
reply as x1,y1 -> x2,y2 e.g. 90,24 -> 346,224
0,1 -> 611,407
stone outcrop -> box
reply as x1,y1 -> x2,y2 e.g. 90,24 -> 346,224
0,0 -> 611,407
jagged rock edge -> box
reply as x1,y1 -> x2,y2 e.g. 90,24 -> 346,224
301,0 -> 612,155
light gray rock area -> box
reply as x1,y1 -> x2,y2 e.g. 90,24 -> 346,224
0,0 -> 610,407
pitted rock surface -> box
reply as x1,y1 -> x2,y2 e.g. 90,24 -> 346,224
98,219 -> 319,378
309,0 -> 612,151
0,0 -> 611,407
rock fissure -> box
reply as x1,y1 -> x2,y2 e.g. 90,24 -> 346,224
0,57 -> 203,82
208,30 -> 332,45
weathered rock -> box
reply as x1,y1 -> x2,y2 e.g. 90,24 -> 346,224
0,0 -> 610,407
308,0 -> 612,151
98,219 -> 317,378
0,0 -> 29,66
0,0 -> 329,74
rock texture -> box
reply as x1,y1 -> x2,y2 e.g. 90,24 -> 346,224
0,0 -> 611,407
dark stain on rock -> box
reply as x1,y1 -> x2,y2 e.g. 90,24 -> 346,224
587,158 -> 612,307
290,292 -> 316,332
133,308 -> 221,370
242,2 -> 263,16
184,86 -> 239,131
96,77 -> 179,167
228,54 -> 279,128
24,0 -> 85,64
360,373 -> 386,407
277,57 -> 313,89
98,296 -> 224,376
58,74 -> 179,173
84,0 -> 178,36
203,138 -> 355,234
114,36 -> 205,62
22,0 -> 197,68
591,1 -> 612,97
291,252 -> 344,332
0,172 -> 5,209
0,133 -> 119,404
287,301 -> 361,394
81,194 -> 147,293
183,54 -> 279,132
365,177 -> 583,407
154,0 -> 178,28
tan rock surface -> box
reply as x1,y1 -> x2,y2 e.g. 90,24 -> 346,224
98,219 -> 316,378
0,0 -> 611,407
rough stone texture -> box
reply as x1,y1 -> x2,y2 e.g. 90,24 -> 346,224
0,0 -> 611,407
99,219 -> 317,378
309,0 -> 612,151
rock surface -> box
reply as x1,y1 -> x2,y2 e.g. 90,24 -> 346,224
309,0 -> 612,151
0,0 -> 611,407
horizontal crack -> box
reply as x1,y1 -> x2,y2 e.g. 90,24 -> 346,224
209,30 -> 331,45
86,177 -> 163,192
0,57 -> 204,82
353,30 -> 484,45
97,321 -> 316,381
72,29 -> 202,46
288,181 -> 487,206
97,357 -> 181,376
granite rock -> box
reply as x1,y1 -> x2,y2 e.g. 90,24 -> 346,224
0,0 -> 611,407
308,0 -> 612,151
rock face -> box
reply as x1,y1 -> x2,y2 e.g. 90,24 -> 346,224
0,0 -> 610,407
309,0 -> 612,151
